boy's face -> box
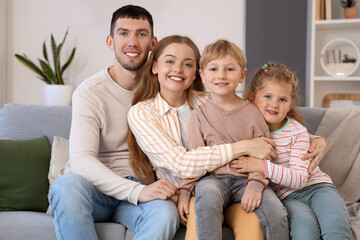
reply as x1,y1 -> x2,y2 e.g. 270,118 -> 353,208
200,55 -> 247,98
106,17 -> 157,71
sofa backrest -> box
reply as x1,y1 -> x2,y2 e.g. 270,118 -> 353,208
0,104 -> 72,145
298,107 -> 327,135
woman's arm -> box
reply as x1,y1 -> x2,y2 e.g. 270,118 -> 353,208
128,103 -> 275,178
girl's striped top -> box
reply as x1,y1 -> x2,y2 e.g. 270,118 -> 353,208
264,118 -> 332,200
127,91 -> 233,187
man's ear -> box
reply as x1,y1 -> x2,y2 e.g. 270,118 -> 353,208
239,68 -> 248,84
150,36 -> 158,51
152,61 -> 158,74
106,35 -> 114,50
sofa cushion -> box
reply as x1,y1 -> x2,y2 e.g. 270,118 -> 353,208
0,136 -> 51,212
0,103 -> 72,145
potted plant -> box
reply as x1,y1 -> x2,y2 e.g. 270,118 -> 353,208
15,29 -> 76,106
341,0 -> 358,19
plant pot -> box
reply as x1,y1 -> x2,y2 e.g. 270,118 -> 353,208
44,85 -> 73,106
344,8 -> 358,19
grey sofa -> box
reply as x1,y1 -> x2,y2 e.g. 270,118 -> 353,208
0,104 -> 241,240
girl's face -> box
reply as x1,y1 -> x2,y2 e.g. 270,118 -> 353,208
200,55 -> 246,99
253,79 -> 293,131
152,43 -> 197,103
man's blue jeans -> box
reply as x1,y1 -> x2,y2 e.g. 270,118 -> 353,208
282,183 -> 351,240
50,174 -> 179,240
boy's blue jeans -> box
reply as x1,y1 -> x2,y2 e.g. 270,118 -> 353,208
282,182 -> 351,240
49,174 -> 179,240
194,174 -> 289,240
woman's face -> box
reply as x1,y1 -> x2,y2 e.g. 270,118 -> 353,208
152,43 -> 197,103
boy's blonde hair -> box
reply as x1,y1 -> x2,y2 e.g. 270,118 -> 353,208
246,62 -> 304,124
200,39 -> 246,70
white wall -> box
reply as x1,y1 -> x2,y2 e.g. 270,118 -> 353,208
0,0 -> 6,108
6,0 -> 246,105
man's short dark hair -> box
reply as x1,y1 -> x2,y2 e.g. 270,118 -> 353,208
110,5 -> 154,38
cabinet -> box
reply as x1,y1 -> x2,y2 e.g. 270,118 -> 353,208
309,1 -> 360,107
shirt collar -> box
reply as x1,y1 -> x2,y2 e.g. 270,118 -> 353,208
154,93 -> 173,116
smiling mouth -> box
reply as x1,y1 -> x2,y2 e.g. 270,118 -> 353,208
169,76 -> 184,82
267,110 -> 278,115
215,83 -> 229,86
125,52 -> 140,57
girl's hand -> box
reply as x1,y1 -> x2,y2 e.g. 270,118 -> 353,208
230,156 -> 265,174
241,189 -> 262,213
302,136 -> 327,174
177,190 -> 190,225
240,137 -> 276,160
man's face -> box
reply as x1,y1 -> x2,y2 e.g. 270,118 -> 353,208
107,17 -> 155,71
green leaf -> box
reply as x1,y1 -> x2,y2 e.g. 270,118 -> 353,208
42,40 -> 48,62
14,54 -> 51,84
61,47 -> 76,75
39,59 -> 56,84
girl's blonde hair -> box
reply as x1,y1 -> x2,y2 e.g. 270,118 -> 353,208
127,35 -> 204,184
200,39 -> 246,70
246,62 -> 304,124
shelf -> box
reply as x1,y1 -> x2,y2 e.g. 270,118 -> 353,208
315,19 -> 360,30
313,76 -> 360,81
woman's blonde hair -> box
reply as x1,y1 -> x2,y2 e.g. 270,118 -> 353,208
246,62 -> 304,124
127,35 -> 204,184
200,39 -> 246,70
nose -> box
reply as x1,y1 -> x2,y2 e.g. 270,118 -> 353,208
217,69 -> 226,79
270,99 -> 279,108
128,33 -> 138,47
173,62 -> 183,73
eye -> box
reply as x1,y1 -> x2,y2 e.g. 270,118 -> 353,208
119,32 -> 127,36
264,95 -> 271,99
209,67 -> 217,71
280,98 -> 287,102
166,60 -> 174,64
184,63 -> 193,68
227,68 -> 234,72
139,32 -> 148,37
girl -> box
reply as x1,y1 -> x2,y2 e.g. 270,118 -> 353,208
233,63 -> 352,240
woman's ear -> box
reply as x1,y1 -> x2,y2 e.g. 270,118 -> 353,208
152,61 -> 158,74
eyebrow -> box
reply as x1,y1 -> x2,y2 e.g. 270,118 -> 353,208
116,27 -> 150,34
164,54 -> 195,62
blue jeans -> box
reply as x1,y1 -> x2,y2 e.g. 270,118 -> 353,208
194,174 -> 289,240
50,174 -> 179,240
282,183 -> 351,240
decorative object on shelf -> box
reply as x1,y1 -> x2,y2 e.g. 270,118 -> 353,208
322,93 -> 360,108
341,0 -> 358,19
320,38 -> 359,77
14,29 -> 76,106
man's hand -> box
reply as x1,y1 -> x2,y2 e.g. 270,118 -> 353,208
241,189 -> 262,213
242,137 -> 276,160
303,136 -> 327,174
230,156 -> 265,174
177,190 -> 191,225
138,178 -> 178,203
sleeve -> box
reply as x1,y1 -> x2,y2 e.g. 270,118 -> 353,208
264,125 -> 310,190
127,104 -> 233,178
69,88 -> 144,205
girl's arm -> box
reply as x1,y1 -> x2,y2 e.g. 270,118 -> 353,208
232,126 -> 310,190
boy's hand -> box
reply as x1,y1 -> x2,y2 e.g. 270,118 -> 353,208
177,190 -> 191,225
241,189 -> 262,213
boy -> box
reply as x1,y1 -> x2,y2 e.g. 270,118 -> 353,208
177,39 -> 289,240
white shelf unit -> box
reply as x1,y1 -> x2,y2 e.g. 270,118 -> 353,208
309,2 -> 360,107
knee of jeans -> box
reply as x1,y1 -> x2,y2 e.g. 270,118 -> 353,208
50,174 -> 89,207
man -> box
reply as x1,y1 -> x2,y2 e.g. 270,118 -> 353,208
50,5 -> 179,240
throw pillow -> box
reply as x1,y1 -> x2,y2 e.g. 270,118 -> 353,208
0,136 -> 51,212
46,136 -> 69,214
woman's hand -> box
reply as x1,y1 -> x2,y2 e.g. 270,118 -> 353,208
138,178 -> 178,203
302,136 -> 327,174
233,137 -> 276,160
230,156 -> 265,174
177,190 -> 191,225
